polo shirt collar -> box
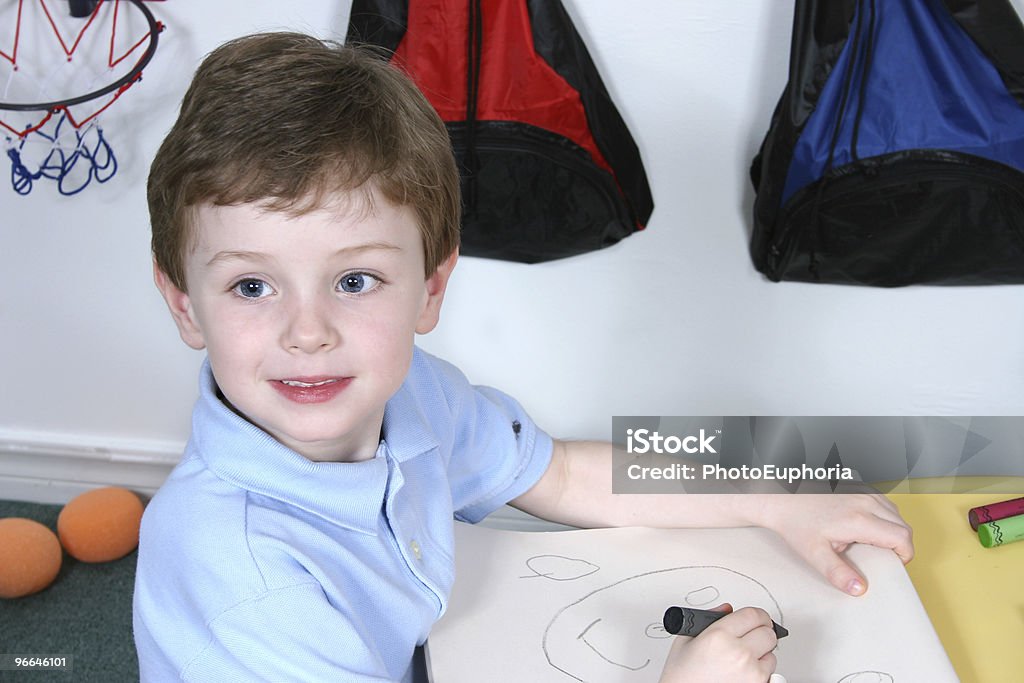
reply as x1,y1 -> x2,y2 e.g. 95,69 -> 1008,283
381,351 -> 440,462
190,359 -> 390,534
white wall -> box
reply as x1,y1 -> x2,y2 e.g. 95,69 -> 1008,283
2,0 -> 1023,478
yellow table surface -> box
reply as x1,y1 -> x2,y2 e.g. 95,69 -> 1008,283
885,478 -> 1024,683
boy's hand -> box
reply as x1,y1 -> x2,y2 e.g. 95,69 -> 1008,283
758,494 -> 913,596
659,604 -> 778,683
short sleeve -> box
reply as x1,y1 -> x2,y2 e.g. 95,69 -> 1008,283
432,368 -> 553,522
454,384 -> 553,522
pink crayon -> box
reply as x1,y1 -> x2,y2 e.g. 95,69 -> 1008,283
968,496 -> 1024,531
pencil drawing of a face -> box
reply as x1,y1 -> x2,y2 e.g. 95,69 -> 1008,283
542,566 -> 784,682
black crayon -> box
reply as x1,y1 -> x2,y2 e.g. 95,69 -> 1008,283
663,606 -> 789,639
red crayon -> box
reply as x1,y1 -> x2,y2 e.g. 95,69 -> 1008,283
968,496 -> 1024,531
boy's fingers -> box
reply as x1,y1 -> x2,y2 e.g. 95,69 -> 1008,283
709,606 -> 775,638
811,511 -> 913,594
859,512 -> 915,565
809,544 -> 867,596
740,621 -> 779,656
885,516 -> 915,564
842,499 -> 915,565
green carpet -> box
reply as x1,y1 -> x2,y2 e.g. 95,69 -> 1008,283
0,500 -> 138,683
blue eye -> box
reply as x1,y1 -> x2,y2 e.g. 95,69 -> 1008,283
233,278 -> 274,299
338,272 -> 382,294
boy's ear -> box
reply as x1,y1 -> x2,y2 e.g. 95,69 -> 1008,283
153,259 -> 207,350
416,249 -> 459,334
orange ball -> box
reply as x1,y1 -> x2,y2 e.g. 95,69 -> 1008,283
58,487 -> 143,563
0,518 -> 63,598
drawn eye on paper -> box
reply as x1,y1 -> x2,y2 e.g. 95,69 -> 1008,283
520,555 -> 600,581
541,566 -> 784,682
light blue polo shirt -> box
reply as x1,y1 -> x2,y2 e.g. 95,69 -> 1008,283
133,348 -> 553,682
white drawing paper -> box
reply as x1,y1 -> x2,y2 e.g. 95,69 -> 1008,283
426,523 -> 956,683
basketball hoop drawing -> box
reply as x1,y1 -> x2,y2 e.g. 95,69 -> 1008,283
0,0 -> 164,195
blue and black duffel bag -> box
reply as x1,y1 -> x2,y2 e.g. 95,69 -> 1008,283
751,0 -> 1024,286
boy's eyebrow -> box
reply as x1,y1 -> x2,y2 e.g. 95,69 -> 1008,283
331,241 -> 404,258
205,242 -> 403,267
205,250 -> 267,267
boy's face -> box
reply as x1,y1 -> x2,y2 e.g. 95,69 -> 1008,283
155,187 -> 456,462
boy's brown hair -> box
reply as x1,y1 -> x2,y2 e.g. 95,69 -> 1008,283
149,32 -> 460,291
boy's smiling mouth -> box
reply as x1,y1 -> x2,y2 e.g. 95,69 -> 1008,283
272,376 -> 352,404
281,378 -> 339,388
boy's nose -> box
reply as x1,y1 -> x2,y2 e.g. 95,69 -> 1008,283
282,295 -> 339,353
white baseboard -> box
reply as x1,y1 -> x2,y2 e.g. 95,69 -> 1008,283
0,430 -> 183,505
0,429 -> 565,531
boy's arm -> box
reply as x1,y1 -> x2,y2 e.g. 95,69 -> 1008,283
509,439 -> 914,596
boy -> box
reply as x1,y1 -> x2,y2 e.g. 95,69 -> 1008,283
134,33 -> 913,682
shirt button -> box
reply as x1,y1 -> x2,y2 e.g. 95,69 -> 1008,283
410,539 -> 422,561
